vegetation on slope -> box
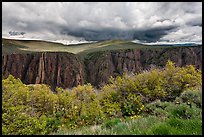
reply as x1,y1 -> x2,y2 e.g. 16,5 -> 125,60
2,38 -> 173,56
2,60 -> 202,135
55,94 -> 202,135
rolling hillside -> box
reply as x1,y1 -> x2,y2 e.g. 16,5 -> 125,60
2,38 -> 176,56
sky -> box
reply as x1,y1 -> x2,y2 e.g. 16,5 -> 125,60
2,2 -> 202,44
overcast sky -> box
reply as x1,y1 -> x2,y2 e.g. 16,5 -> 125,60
2,2 -> 202,44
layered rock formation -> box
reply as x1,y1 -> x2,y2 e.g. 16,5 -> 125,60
2,46 -> 202,89
85,46 -> 202,87
2,52 -> 84,89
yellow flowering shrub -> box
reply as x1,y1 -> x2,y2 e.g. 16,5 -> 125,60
2,60 -> 202,135
70,84 -> 104,126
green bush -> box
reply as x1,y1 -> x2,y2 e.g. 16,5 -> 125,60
99,81 -> 144,118
70,84 -> 104,126
2,75 -> 58,135
121,93 -> 144,116
99,84 -> 122,118
142,100 -> 170,117
162,61 -> 202,101
175,87 -> 202,108
166,102 -> 202,119
134,68 -> 167,102
143,99 -> 201,120
3,111 -> 48,135
46,116 -> 61,133
2,75 -> 30,107
27,84 -> 58,116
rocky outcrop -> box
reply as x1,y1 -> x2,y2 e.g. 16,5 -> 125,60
85,46 -> 202,87
2,46 -> 202,89
2,52 -> 84,89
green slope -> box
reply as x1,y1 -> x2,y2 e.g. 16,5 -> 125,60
2,38 -> 173,55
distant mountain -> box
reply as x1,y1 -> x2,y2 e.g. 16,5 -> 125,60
132,40 -> 201,47
155,43 -> 201,47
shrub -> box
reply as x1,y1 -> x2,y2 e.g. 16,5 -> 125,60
142,100 -> 170,117
165,102 -> 202,119
143,97 -> 202,120
27,84 -> 58,116
99,84 -> 122,118
3,110 -> 48,135
162,61 -> 202,101
134,68 -> 167,102
175,87 -> 202,108
70,84 -> 104,126
121,93 -> 144,116
2,75 -> 30,107
45,116 -> 61,133
99,81 -> 144,117
2,76 -> 59,135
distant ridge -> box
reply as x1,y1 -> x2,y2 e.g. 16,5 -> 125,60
155,43 -> 201,47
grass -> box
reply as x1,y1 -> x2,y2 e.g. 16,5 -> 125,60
53,115 -> 202,135
2,38 -> 175,56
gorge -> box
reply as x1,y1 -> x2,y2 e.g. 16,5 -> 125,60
2,45 -> 202,90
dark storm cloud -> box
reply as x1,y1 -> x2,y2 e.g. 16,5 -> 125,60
61,25 -> 177,42
2,2 -> 202,43
60,28 -> 134,41
133,26 -> 178,43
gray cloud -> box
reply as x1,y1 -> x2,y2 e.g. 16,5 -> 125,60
2,2 -> 202,44
133,25 -> 178,43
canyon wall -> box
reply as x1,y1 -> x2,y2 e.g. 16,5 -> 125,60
2,46 -> 202,89
2,52 -> 84,89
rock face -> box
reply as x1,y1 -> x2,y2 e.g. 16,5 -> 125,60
2,46 -> 202,89
85,46 -> 202,87
2,52 -> 84,89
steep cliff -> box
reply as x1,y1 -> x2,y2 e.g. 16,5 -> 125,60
2,46 -> 202,89
85,46 -> 202,87
2,52 -> 84,89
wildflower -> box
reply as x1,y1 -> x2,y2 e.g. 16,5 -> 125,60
175,101 -> 180,104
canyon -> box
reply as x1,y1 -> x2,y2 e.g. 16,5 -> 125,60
2,46 -> 202,89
